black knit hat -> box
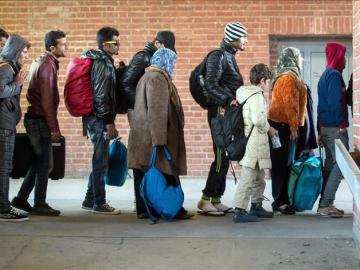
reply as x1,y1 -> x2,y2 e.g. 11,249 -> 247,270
155,31 -> 176,53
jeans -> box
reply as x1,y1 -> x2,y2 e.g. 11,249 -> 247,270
202,107 -> 229,198
0,129 -> 15,213
319,127 -> 349,207
84,116 -> 109,207
17,117 -> 53,206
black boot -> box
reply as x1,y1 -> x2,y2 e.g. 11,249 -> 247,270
249,202 -> 273,218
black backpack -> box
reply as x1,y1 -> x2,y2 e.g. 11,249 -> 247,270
189,49 -> 224,109
210,92 -> 260,161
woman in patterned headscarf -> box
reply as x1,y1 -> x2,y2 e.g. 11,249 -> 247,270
267,47 -> 307,215
127,48 -> 191,220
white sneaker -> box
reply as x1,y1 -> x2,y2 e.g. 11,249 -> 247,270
197,199 -> 225,216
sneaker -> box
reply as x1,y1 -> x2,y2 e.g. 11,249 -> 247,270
212,202 -> 234,213
317,206 -> 343,218
273,204 -> 296,215
32,203 -> 61,216
197,199 -> 225,216
11,197 -> 33,213
329,204 -> 344,214
92,203 -> 121,215
233,208 -> 259,223
81,200 -> 93,211
249,203 -> 273,218
0,208 -> 29,222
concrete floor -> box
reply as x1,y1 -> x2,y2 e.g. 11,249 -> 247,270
0,178 -> 359,270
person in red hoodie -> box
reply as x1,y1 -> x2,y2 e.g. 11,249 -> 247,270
317,42 -> 348,218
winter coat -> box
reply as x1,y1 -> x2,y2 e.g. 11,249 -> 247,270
268,72 -> 307,133
26,52 -> 60,133
205,39 -> 244,107
127,67 -> 187,176
0,34 -> 30,131
82,49 -> 117,124
236,85 -> 271,170
121,42 -> 157,109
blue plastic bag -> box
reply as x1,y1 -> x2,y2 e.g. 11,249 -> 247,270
104,139 -> 128,187
140,146 -> 184,223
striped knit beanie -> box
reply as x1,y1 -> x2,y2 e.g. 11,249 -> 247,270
224,22 -> 247,43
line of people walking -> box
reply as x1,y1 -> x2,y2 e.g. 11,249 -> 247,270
0,21 -> 351,222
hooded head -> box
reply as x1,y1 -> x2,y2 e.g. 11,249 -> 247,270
150,48 -> 177,79
1,34 -> 30,71
276,47 -> 303,80
325,42 -> 346,72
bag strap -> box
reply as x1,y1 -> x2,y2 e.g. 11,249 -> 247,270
140,182 -> 158,223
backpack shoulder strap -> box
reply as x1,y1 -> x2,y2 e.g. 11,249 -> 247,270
240,91 -> 262,106
206,48 -> 227,69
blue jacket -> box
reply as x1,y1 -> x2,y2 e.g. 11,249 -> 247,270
317,67 -> 347,128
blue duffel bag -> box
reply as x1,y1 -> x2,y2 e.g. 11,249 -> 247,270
140,146 -> 184,223
288,146 -> 323,211
104,138 -> 128,187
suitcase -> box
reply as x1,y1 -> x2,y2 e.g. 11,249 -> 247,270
11,133 -> 66,180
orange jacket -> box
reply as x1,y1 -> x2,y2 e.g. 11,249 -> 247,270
268,72 -> 307,133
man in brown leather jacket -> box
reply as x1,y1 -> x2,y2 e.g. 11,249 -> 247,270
12,30 -> 67,216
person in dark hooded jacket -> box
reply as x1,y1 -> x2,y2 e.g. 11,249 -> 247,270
121,30 -> 176,219
0,34 -> 30,221
317,42 -> 348,218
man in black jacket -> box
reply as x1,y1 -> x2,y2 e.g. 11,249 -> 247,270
121,31 -> 176,219
0,34 -> 30,221
81,27 -> 121,215
198,22 -> 248,216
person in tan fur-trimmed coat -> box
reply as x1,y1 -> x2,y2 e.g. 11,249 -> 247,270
127,48 -> 191,219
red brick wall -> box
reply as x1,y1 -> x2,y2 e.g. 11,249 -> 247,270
0,0 -> 353,177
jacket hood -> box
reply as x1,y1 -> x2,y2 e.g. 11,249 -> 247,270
325,42 -> 346,72
236,85 -> 263,104
1,34 -> 30,71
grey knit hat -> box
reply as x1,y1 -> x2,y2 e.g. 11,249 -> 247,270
224,22 -> 247,43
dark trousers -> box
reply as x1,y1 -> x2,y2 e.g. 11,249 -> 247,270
133,169 -> 146,215
269,120 -> 291,208
17,117 -> 53,206
0,129 -> 15,213
202,107 -> 229,198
